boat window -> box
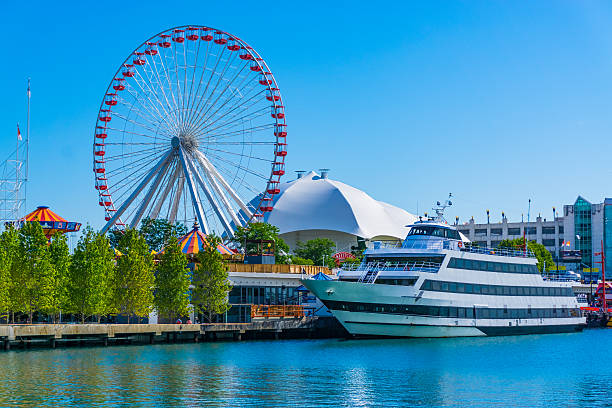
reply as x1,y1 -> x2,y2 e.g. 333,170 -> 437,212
420,279 -> 576,298
408,226 -> 461,240
447,257 -> 539,274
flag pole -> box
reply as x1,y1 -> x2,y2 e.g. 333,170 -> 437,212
25,78 -> 30,217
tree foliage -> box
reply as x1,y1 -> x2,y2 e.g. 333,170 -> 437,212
139,217 -> 188,252
115,228 -> 156,323
498,238 -> 554,272
67,227 -> 116,323
295,238 -> 337,267
13,221 -> 55,323
193,235 -> 232,322
0,226 -> 18,321
290,255 -> 314,266
231,222 -> 291,264
45,233 -> 71,322
155,236 -> 191,321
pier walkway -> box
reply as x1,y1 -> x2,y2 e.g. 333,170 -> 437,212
0,317 -> 325,351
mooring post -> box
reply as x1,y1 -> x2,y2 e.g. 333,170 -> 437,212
149,334 -> 154,344
50,338 -> 56,349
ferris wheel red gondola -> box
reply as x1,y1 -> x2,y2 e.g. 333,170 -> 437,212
93,25 -> 287,237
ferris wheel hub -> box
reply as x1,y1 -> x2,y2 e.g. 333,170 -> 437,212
171,136 -> 180,149
178,132 -> 199,153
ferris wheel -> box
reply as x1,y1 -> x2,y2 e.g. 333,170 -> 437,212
93,25 -> 287,238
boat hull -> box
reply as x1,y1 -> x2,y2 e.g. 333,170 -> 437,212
301,279 -> 586,338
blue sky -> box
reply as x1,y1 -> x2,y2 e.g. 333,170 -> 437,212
1,1 -> 612,230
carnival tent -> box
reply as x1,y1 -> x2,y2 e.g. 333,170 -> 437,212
19,206 -> 81,238
160,222 -> 234,255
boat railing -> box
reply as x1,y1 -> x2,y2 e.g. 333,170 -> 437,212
342,261 -> 442,274
461,243 -> 536,258
368,238 -> 535,258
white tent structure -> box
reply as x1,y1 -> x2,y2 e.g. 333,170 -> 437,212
261,171 -> 417,252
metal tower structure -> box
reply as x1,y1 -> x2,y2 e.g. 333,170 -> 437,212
0,79 -> 30,226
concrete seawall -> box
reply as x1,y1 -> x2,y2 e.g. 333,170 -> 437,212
0,317 -> 342,351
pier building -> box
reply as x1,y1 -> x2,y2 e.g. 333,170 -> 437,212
258,170 -> 417,253
457,196 -> 612,281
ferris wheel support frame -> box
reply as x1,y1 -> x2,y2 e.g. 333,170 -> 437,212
150,162 -> 181,219
101,150 -> 173,234
193,151 -> 243,228
178,147 -> 208,234
130,156 -> 173,228
183,149 -> 234,238
195,150 -> 253,219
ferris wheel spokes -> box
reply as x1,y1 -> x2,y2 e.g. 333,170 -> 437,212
95,26 -> 287,237
101,149 -> 173,234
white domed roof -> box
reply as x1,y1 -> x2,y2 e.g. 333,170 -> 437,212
262,171 -> 417,240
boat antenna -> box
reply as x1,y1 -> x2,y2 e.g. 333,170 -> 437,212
432,193 -> 452,223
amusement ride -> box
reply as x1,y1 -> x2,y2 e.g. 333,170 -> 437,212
94,25 -> 287,238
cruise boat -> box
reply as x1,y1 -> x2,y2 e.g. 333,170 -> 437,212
302,199 -> 586,337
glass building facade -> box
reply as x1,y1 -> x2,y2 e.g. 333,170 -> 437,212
574,197 -> 592,267
605,199 -> 612,275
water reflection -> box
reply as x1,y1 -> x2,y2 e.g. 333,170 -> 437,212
0,331 -> 611,407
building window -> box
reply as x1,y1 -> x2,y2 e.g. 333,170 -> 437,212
525,227 -> 537,235
508,228 -> 521,235
542,239 -> 556,247
491,241 -> 502,247
574,197 -> 592,267
559,226 -> 564,234
490,228 -> 502,236
475,228 -> 487,235
542,227 -> 555,235
459,229 -> 470,236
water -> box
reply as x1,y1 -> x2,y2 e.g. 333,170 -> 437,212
1,330 -> 612,407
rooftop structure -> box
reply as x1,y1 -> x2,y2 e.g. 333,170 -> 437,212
456,196 -> 612,282
260,170 -> 417,252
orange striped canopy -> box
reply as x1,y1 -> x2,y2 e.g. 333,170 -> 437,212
160,222 -> 233,255
22,206 -> 81,238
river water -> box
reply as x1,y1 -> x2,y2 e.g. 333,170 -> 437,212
0,329 -> 611,407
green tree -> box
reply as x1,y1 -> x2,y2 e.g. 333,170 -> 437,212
498,238 -> 554,273
13,221 -> 55,323
0,226 -> 18,323
295,238 -> 337,267
115,228 -> 155,323
231,222 -> 291,264
67,227 -> 116,323
154,236 -> 191,322
193,235 -> 232,322
140,217 -> 187,252
45,233 -> 71,322
290,255 -> 314,266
